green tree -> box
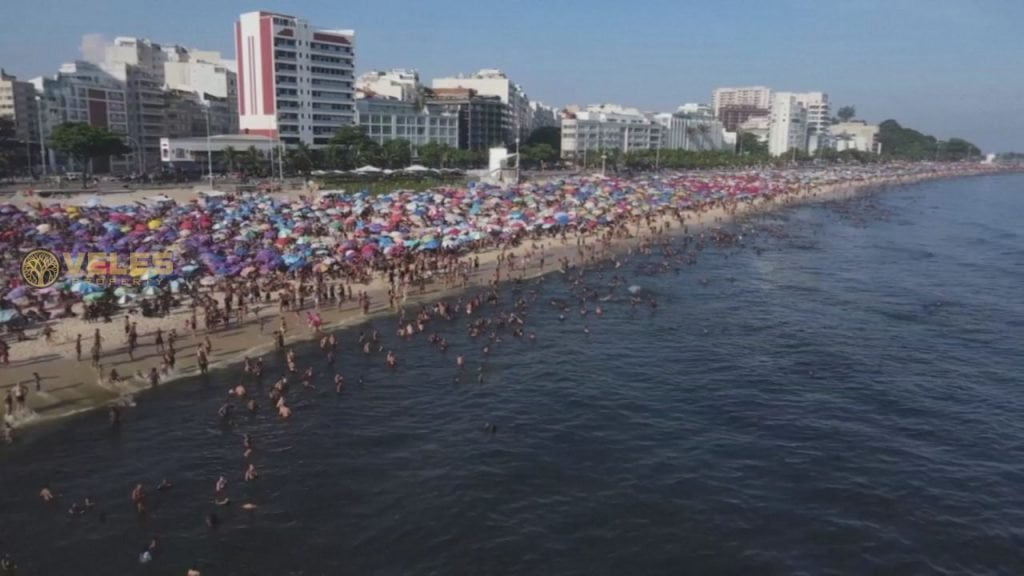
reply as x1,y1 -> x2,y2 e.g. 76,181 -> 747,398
49,122 -> 129,186
524,126 -> 561,153
381,139 -> 413,169
521,143 -> 557,169
240,145 -> 266,177
329,125 -> 375,170
836,106 -> 856,122
287,141 -> 313,176
221,146 -> 238,174
737,132 -> 768,156
417,142 -> 451,169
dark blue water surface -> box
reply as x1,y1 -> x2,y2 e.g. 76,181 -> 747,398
2,174 -> 1023,575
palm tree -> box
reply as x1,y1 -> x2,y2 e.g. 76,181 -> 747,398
222,146 -> 238,175
290,141 -> 313,176
697,124 -> 712,151
243,146 -> 263,177
685,125 -> 699,152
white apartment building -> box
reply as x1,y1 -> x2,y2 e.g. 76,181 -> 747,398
356,69 -> 420,102
652,112 -> 725,151
560,104 -> 663,160
0,70 -> 40,149
768,92 -> 808,156
738,115 -> 771,143
236,11 -> 356,147
791,91 -> 830,152
829,121 -> 880,153
31,61 -> 132,174
712,86 -> 772,117
529,101 -> 558,129
356,96 -> 459,152
85,37 -> 241,169
677,102 -> 714,117
432,69 -> 531,142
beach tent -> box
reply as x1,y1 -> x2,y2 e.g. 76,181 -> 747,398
353,165 -> 383,174
0,309 -> 23,325
404,165 -> 431,173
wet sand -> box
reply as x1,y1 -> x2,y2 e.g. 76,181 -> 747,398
0,170 -> 992,431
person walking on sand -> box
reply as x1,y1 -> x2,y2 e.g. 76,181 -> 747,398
75,333 -> 82,361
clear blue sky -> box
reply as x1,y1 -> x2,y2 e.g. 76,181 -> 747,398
2,0 -> 1021,151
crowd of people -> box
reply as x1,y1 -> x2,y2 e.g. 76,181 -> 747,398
0,161 -> 1012,574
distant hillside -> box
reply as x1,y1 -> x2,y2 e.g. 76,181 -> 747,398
878,120 -> 980,161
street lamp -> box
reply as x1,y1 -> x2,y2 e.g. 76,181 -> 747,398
123,135 -> 142,175
34,95 -> 47,177
204,105 -> 214,189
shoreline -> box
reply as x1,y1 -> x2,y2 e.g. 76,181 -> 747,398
0,168 -> 1013,436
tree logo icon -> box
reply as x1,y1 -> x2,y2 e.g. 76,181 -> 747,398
21,249 -> 61,289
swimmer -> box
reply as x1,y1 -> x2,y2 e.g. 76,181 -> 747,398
244,463 -> 258,482
334,374 -> 344,393
205,512 -> 220,528
246,399 -> 258,413
215,475 -> 227,495
241,503 -> 258,511
157,479 -> 172,491
39,487 -> 55,503
278,404 -> 292,419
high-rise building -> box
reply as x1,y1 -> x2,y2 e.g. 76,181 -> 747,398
0,70 -> 41,153
652,107 -> 725,151
717,105 -> 769,132
31,62 -> 132,174
84,36 -> 240,169
355,93 -> 459,152
529,101 -> 558,130
425,88 -> 504,151
235,11 -> 356,147
712,86 -> 772,117
790,92 -> 830,152
829,121 -> 880,153
560,104 -> 663,160
163,48 -> 239,134
768,92 -> 808,156
432,69 -> 531,143
356,69 -> 421,102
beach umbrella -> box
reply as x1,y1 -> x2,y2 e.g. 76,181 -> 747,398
83,292 -> 106,302
141,285 -> 163,296
71,280 -> 102,294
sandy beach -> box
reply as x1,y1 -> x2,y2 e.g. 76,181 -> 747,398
0,166 -> 1009,432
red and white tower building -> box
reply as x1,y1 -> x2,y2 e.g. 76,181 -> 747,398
235,11 -> 356,146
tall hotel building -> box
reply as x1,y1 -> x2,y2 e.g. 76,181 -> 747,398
235,11 -> 356,146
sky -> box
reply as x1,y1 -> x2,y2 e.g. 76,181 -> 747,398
2,0 -> 1021,151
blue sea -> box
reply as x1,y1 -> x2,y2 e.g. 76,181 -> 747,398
1,173 -> 1023,575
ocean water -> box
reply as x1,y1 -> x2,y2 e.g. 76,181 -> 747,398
1,174 -> 1023,576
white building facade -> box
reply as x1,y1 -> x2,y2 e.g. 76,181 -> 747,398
712,86 -> 772,117
236,11 -> 356,146
432,69 -> 531,142
0,70 -> 40,150
356,69 -> 420,102
768,92 -> 808,156
560,104 -> 663,160
791,91 -> 830,152
355,97 -> 459,151
31,61 -> 132,174
829,121 -> 880,153
652,112 -> 725,151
